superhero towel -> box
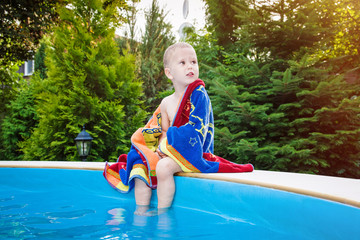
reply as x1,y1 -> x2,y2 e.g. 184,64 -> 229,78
103,79 -> 254,193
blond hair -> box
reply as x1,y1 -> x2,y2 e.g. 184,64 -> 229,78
163,42 -> 195,68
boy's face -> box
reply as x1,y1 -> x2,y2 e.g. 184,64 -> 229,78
165,47 -> 199,86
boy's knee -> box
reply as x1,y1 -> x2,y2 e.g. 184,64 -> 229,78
156,158 -> 175,179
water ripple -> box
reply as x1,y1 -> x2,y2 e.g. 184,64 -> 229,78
0,204 -> 27,211
44,209 -> 95,220
0,196 -> 15,202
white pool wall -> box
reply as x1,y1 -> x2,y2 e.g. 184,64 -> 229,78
0,161 -> 359,208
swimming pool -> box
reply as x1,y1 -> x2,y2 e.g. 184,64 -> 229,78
0,167 -> 359,239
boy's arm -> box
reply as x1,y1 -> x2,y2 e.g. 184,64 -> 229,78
157,99 -> 170,158
159,98 -> 170,141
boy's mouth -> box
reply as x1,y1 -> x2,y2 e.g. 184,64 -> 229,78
186,72 -> 194,77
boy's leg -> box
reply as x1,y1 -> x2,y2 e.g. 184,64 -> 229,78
156,157 -> 182,209
134,178 -> 152,215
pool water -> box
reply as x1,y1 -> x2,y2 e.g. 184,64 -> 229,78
0,168 -> 359,239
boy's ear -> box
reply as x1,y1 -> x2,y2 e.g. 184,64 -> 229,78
165,67 -> 173,80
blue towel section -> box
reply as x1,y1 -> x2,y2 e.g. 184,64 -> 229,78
119,146 -> 142,188
161,85 -> 221,173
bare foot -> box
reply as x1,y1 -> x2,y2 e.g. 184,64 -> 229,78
134,205 -> 150,216
143,207 -> 170,216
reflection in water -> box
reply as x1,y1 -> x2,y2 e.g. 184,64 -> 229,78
106,208 -> 126,225
0,196 -> 15,202
44,209 -> 95,220
105,206 -> 178,239
0,196 -> 263,240
0,204 -> 27,211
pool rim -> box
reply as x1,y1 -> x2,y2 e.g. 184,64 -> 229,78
0,160 -> 359,208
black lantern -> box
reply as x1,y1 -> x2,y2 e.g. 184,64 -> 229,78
74,125 -> 93,161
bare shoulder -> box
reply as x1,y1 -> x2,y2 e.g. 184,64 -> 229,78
160,94 -> 175,110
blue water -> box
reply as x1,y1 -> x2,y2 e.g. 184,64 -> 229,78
0,168 -> 359,239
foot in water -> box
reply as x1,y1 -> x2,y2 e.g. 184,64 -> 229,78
134,205 -> 150,216
134,205 -> 170,216
144,207 -> 170,216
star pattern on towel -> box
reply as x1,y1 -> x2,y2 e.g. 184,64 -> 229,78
189,137 -> 198,147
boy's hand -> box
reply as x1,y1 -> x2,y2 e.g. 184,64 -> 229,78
156,137 -> 168,159
156,147 -> 167,159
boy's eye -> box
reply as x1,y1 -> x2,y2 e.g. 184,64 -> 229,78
180,61 -> 185,64
192,61 -> 197,64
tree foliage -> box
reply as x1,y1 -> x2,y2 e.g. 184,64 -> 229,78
233,0 -> 331,60
34,40 -> 49,80
120,0 -> 140,54
138,0 -> 175,112
21,0 -> 145,161
0,0 -> 62,66
0,64 -> 22,116
189,0 -> 360,178
0,77 -> 38,160
204,0 -> 241,48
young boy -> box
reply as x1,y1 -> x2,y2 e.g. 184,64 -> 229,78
134,42 -> 199,215
103,43 -> 253,216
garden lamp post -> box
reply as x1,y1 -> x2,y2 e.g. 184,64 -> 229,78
74,125 -> 93,161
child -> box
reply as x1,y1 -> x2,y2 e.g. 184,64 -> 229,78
135,42 -> 200,215
103,43 -> 254,216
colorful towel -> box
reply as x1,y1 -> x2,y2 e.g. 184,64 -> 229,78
104,79 -> 254,193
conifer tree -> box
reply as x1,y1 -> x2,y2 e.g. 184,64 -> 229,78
123,0 -> 140,54
0,76 -> 39,160
0,64 -> 22,117
34,40 -> 49,80
195,0 -> 360,178
202,52 -> 306,171
204,0 -> 241,48
291,57 -> 360,177
138,0 -> 175,112
21,0 -> 145,161
234,0 -> 336,60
